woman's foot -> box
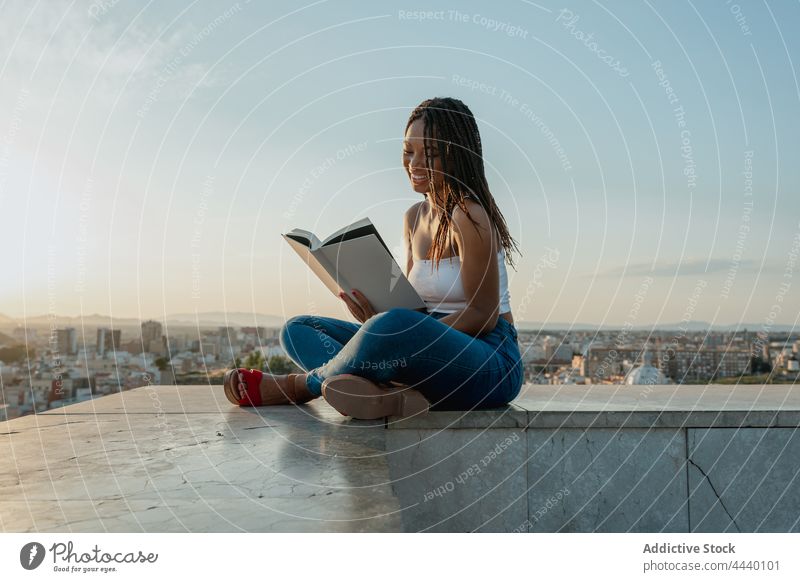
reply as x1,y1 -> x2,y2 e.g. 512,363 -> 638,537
321,374 -> 429,419
223,368 -> 318,406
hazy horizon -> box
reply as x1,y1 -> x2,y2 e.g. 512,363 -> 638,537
1,0 -> 798,329
1,309 -> 797,333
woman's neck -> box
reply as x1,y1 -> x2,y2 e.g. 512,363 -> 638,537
424,193 -> 447,217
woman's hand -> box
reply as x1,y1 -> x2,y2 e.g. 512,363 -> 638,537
339,289 -> 377,323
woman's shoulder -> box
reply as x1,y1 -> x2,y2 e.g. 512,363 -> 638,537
405,200 -> 425,216
452,196 -> 491,228
451,196 -> 502,251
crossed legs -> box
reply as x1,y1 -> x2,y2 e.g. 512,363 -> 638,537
280,308 -> 518,410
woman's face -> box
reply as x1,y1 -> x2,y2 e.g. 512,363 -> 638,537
402,117 -> 444,198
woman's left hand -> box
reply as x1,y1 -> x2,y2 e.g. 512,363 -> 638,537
339,289 -> 377,323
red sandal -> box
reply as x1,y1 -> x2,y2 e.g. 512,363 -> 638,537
224,368 -> 315,406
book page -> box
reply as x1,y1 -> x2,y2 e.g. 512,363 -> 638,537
319,217 -> 374,248
317,234 -> 425,312
283,228 -> 321,249
282,234 -> 342,296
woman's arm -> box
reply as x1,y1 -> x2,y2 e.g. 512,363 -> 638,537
436,202 -> 500,336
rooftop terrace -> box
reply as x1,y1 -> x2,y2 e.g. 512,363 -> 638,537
1,383 -> 799,532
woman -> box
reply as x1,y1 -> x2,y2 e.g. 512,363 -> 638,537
223,96 -> 523,419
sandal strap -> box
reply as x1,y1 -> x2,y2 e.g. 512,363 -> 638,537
236,369 -> 311,406
238,368 -> 263,406
287,373 -> 304,403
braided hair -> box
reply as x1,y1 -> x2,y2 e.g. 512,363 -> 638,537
405,96 -> 520,271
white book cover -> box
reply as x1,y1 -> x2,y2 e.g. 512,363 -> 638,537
282,217 -> 426,313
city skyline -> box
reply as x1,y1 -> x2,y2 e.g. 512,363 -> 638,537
1,0 -> 798,327
2,309 -> 799,332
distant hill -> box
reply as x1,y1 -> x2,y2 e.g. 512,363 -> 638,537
512,320 -> 797,332
164,312 -> 286,328
0,311 -> 796,333
0,311 -> 287,331
0,312 -> 143,329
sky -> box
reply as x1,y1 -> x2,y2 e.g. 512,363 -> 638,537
0,0 -> 798,328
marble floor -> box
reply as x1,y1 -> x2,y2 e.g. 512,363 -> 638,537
0,385 -> 402,532
2,382 -> 799,532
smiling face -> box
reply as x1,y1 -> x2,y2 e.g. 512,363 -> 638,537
402,117 -> 445,200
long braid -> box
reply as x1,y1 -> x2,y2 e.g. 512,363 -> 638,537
405,97 -> 521,272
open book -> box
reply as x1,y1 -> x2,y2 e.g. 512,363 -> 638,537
282,217 -> 426,313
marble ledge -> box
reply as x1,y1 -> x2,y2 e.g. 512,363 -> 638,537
388,383 -> 800,429
28,383 -> 800,430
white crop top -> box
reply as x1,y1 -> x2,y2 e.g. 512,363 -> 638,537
407,248 -> 512,314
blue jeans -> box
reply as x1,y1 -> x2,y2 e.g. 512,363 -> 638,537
279,307 -> 524,411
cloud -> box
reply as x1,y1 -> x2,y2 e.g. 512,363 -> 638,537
0,1 -> 236,117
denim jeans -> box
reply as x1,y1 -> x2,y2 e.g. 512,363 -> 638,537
279,307 -> 524,411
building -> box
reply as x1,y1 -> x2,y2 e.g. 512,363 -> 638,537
584,345 -> 643,381
543,337 -> 573,363
141,320 -> 163,354
218,326 -> 237,339
624,346 -> 668,385
162,334 -> 186,355
96,328 -> 121,357
660,347 -> 752,382
55,327 -> 78,355
11,326 -> 37,343
241,326 -> 266,337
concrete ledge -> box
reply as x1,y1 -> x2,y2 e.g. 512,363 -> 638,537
387,403 -> 528,429
1,387 -> 394,532
389,384 -> 800,428
1,384 -> 798,532
387,384 -> 800,532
